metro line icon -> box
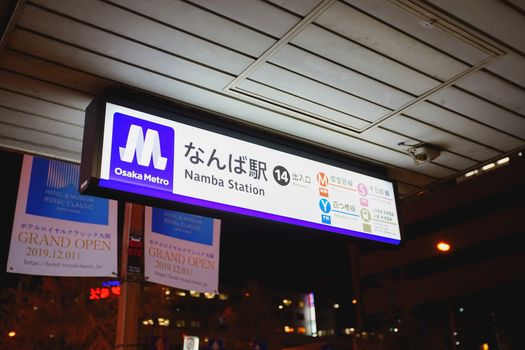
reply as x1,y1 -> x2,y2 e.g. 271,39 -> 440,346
119,124 -> 167,170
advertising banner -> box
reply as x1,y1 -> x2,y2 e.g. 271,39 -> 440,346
144,206 -> 221,293
7,155 -> 118,276
94,102 -> 401,245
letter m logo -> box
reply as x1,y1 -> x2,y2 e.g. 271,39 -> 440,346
119,124 -> 167,170
317,172 -> 329,187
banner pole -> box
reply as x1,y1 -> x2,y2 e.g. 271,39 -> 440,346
115,202 -> 144,350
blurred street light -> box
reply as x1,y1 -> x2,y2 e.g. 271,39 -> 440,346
437,241 -> 451,252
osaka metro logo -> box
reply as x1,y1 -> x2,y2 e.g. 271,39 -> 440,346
119,124 -> 168,170
110,112 -> 174,191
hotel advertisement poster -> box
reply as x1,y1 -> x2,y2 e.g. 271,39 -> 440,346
7,155 -> 118,276
144,206 -> 221,293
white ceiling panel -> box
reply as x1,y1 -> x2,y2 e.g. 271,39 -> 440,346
0,106 -> 83,140
0,69 -> 91,110
0,88 -> 84,126
315,1 -> 469,81
4,30 -> 443,181
372,128 -> 488,170
0,136 -> 80,163
268,44 -> 413,109
17,5 -> 235,91
0,122 -> 82,154
236,79 -> 370,130
310,125 -> 456,178
428,87 -> 525,138
266,0 -> 322,16
364,127 -> 477,170
108,0 -> 276,57
387,168 -> 435,188
428,0 -> 525,52
0,0 -> 523,199
405,102 -> 523,152
508,0 -> 525,11
454,70 -> 525,115
0,50 -> 111,94
396,182 -> 420,195
425,150 -> 477,171
290,25 -> 439,95
188,0 -> 301,38
484,54 -> 525,88
380,114 -> 501,161
25,2 -> 253,76
248,63 -> 391,122
344,0 -> 490,65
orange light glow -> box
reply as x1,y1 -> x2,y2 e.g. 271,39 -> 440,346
436,241 -> 451,252
284,325 -> 294,333
352,299 -> 358,304
8,331 -> 16,337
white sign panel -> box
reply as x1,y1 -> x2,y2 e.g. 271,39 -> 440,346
144,206 -> 221,293
98,103 -> 401,244
183,336 -> 199,350
7,155 -> 118,276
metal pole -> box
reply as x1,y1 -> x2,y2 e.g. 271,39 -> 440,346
349,243 -> 363,350
115,203 -> 144,350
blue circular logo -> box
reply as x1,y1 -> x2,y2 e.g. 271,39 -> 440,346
319,198 -> 331,213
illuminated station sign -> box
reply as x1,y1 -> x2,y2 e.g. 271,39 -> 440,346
80,93 -> 401,245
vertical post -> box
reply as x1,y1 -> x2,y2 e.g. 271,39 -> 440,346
115,203 -> 144,350
349,243 -> 363,350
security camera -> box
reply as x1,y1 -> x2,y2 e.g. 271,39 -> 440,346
407,144 -> 441,165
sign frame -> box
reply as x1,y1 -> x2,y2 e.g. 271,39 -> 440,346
80,89 -> 403,245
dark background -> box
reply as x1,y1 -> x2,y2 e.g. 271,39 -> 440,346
0,148 -> 355,295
